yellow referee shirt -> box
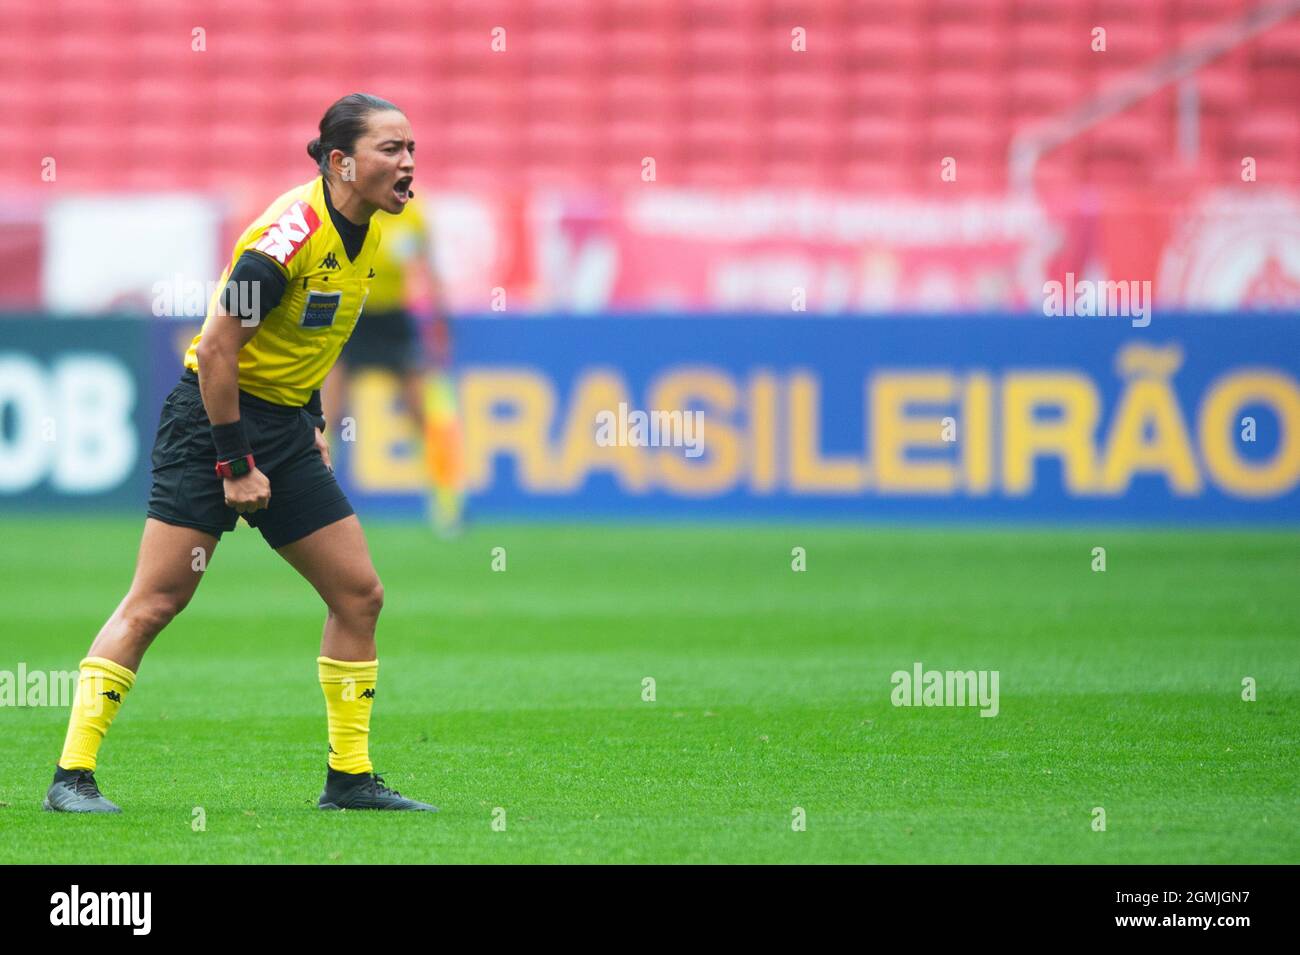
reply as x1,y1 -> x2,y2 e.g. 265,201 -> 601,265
184,176 -> 381,406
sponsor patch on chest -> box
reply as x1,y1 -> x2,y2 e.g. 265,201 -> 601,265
300,290 -> 342,328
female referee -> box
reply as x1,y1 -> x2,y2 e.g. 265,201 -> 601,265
43,93 -> 436,813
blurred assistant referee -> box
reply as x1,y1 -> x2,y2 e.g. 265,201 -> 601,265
43,93 -> 437,813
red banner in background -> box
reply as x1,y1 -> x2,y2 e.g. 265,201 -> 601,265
0,199 -> 43,311
533,186 -> 1300,315
1148,187 -> 1300,309
537,192 -> 1060,314
11,186 -> 1300,316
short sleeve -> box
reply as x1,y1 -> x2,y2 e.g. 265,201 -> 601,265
220,250 -> 289,321
246,199 -> 323,280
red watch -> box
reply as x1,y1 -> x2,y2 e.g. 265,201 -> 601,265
215,454 -> 255,479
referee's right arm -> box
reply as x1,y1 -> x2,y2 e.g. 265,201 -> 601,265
194,304 -> 263,427
194,251 -> 287,512
196,251 -> 286,426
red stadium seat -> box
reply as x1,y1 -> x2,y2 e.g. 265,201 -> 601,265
840,155 -> 910,192
1009,68 -> 1085,122
684,74 -> 764,122
765,116 -> 841,162
848,71 -> 924,121
603,29 -> 679,71
932,22 -> 1009,71
682,118 -> 762,161
1191,62 -> 1251,115
605,117 -> 680,158
1174,0 -> 1251,25
525,120 -> 594,159
927,69 -> 1006,121
1093,0 -> 1174,24
924,114 -> 1010,166
438,159 -> 518,191
442,27 -> 516,70
1031,151 -> 1085,192
766,0 -> 844,29
51,81 -> 123,128
1013,0 -> 1088,25
527,0 -> 601,29
600,157 -> 678,189
768,71 -> 846,121
0,32 -> 49,80
443,76 -> 524,121
846,0 -> 921,26
606,0 -> 680,30
206,78 -> 274,127
681,160 -> 761,188
280,28 -> 361,75
525,75 -> 600,124
1011,23 -> 1088,68
846,24 -> 925,70
525,28 -> 604,75
1258,4 -> 1300,59
680,0 -> 760,28
1235,110 -> 1300,163
684,26 -> 766,72
845,114 -> 918,158
1070,110 -> 1165,186
443,0 -> 522,31
931,0 -> 1012,23
1089,22 -> 1170,71
2,0 -> 1289,196
352,31 -> 442,77
762,158 -> 841,188
604,74 -> 683,124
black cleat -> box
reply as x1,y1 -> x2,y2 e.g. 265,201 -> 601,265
43,766 -> 122,813
318,766 -> 438,812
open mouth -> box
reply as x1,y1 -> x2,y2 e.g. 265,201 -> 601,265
393,177 -> 413,202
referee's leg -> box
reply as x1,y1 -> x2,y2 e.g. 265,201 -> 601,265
87,517 -> 220,671
275,515 -> 386,779
51,518 -> 217,782
274,514 -> 383,660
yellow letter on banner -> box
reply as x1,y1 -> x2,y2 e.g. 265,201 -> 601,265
788,372 -> 867,492
459,369 -> 556,492
1002,373 -> 1100,495
553,369 -> 650,492
651,368 -> 741,495
870,372 -> 959,493
1199,370 -> 1300,498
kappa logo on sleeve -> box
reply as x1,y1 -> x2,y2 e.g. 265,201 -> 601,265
253,200 -> 321,265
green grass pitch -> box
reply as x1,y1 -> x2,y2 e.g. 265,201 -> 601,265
0,516 -> 1295,864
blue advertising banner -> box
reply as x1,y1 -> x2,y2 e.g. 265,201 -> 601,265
0,318 -> 152,508
339,314 -> 1300,522
2,315 -> 1298,523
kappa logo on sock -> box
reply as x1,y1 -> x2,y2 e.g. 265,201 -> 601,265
100,690 -> 121,703
360,688 -> 375,699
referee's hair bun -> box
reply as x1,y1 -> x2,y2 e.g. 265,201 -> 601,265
310,94 -> 402,174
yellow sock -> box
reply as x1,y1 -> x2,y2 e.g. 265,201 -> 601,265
318,656 -> 378,774
58,656 -> 136,772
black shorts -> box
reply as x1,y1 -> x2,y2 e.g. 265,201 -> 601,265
341,309 -> 422,373
146,370 -> 354,549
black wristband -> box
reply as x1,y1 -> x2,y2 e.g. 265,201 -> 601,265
211,420 -> 252,461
